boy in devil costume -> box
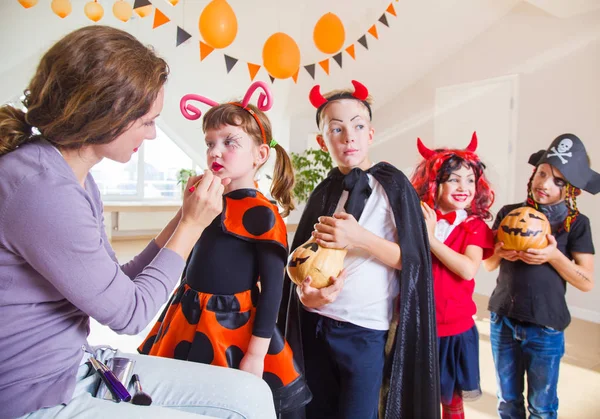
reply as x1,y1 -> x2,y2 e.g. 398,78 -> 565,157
278,80 -> 441,419
139,82 -> 311,415
484,133 -> 598,418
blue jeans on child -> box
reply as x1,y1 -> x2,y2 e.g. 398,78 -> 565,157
490,312 -> 564,419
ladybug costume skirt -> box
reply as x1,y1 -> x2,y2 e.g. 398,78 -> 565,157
138,283 -> 312,414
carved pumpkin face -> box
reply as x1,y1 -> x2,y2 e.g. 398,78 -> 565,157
497,207 -> 551,251
286,238 -> 347,289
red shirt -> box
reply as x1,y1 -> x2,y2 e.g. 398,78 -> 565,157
432,217 -> 494,337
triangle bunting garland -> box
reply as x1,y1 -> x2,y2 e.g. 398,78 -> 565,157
176,26 -> 192,46
333,53 -> 343,68
247,63 -> 261,81
133,0 -> 151,8
318,59 -> 330,75
368,24 -> 378,39
386,3 -> 397,17
357,35 -> 368,50
224,55 -> 238,73
304,64 -> 316,79
379,14 -> 389,27
199,41 -> 214,61
345,44 -> 356,59
37,0 -> 398,83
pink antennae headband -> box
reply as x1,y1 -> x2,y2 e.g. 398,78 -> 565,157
179,81 -> 274,145
180,81 -> 273,121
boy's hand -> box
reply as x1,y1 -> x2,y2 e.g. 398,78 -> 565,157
312,213 -> 362,250
494,242 -> 520,262
518,234 -> 559,265
298,271 -> 346,308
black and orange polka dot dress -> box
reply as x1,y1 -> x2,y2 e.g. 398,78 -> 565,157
138,189 -> 311,414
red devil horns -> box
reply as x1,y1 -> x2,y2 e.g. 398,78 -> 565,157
417,131 -> 479,159
466,131 -> 478,152
309,80 -> 369,109
351,80 -> 368,100
417,138 -> 435,159
309,85 -> 327,109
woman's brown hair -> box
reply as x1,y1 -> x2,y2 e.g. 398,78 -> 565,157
202,103 -> 295,217
0,25 -> 169,156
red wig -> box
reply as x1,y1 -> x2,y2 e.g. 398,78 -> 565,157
410,132 -> 495,220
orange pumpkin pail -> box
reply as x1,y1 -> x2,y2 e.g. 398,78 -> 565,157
497,207 -> 551,251
286,238 -> 347,289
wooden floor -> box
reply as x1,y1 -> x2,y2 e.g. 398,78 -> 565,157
88,239 -> 600,418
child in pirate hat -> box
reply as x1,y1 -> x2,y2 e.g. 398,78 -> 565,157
484,133 -> 598,417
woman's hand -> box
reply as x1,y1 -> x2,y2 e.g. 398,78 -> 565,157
298,270 -> 346,308
180,171 -> 230,230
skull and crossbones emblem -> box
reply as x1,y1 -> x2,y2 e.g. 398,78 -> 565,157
547,138 -> 573,164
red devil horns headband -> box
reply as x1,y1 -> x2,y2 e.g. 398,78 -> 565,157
179,81 -> 273,144
309,80 -> 372,127
417,131 -> 478,159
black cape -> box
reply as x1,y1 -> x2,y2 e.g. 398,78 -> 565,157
278,162 -> 441,419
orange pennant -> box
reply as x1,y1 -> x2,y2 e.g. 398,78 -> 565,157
368,24 -> 379,39
247,63 -> 261,81
318,59 -> 330,75
387,3 -> 397,17
153,8 -> 170,29
292,68 -> 299,83
199,41 -> 214,61
345,44 -> 356,60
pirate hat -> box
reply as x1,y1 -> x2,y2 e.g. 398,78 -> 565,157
528,133 -> 600,194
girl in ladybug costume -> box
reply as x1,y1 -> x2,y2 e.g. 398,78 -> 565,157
410,133 -> 495,419
484,134 -> 598,418
139,82 -> 311,415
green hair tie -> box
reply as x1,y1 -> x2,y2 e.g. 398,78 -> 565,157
269,138 -> 278,148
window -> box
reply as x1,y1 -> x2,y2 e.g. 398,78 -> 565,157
92,125 -> 201,201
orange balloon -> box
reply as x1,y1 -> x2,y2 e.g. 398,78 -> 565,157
113,0 -> 132,22
313,13 -> 345,54
18,0 -> 38,8
51,0 -> 72,18
199,0 -> 238,49
134,4 -> 153,18
262,32 -> 301,79
84,1 -> 104,22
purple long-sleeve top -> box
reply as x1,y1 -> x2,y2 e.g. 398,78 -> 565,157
0,140 -> 185,418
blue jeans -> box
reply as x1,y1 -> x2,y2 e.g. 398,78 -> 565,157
490,313 -> 564,419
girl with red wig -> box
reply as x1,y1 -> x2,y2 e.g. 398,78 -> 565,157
410,132 -> 495,419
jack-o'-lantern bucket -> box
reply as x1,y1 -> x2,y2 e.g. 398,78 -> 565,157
287,238 -> 347,289
497,207 -> 551,251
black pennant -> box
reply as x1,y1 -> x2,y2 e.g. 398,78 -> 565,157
133,0 -> 151,9
269,75 -> 275,83
304,64 -> 316,79
357,35 -> 368,50
333,53 -> 343,68
379,14 -> 389,27
176,27 -> 192,47
224,55 -> 238,73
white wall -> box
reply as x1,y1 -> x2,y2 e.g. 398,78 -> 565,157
368,3 -> 600,321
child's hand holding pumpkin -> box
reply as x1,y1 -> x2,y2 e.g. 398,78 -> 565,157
298,270 -> 347,308
518,234 -> 559,265
312,212 -> 362,250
